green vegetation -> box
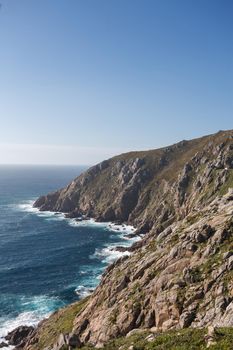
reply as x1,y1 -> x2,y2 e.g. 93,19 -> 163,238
200,218 -> 233,276
218,170 -> 233,196
78,328 -> 233,350
210,327 -> 233,350
31,297 -> 88,350
185,212 -> 202,226
108,308 -> 119,325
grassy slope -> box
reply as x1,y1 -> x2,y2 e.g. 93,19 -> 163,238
79,328 -> 233,350
32,305 -> 233,350
31,298 -> 88,350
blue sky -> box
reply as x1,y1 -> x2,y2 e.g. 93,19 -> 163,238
0,0 -> 232,164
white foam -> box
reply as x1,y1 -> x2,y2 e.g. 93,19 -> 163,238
0,295 -> 62,345
75,285 -> 94,298
14,199 -> 138,238
0,311 -> 46,338
14,200 -> 66,220
68,218 -> 109,229
92,245 -> 131,264
17,200 -> 39,213
107,223 -> 136,234
0,311 -> 49,349
0,342 -> 13,350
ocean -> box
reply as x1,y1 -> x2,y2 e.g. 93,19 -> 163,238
0,165 -> 138,343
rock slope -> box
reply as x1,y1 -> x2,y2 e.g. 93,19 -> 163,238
34,130 -> 233,236
71,191 -> 233,347
23,130 -> 233,349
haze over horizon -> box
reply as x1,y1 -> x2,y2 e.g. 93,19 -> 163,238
0,0 -> 232,165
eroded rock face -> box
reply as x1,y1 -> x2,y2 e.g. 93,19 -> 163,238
23,130 -> 233,349
69,195 -> 233,346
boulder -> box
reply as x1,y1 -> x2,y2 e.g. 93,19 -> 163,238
5,326 -> 34,346
227,255 -> 233,271
68,333 -> 82,348
53,333 -> 68,350
205,326 -> 217,348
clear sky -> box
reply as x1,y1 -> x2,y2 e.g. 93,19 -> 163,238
0,0 -> 232,165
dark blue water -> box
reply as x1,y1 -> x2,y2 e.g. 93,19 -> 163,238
0,165 -> 136,338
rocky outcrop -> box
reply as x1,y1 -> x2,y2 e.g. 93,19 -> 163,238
34,130 -> 233,233
5,326 -> 34,349
23,130 -> 233,349
0,342 -> 8,348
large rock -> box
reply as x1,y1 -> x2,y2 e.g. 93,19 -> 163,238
5,326 -> 34,347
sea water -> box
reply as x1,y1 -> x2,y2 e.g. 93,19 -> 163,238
0,165 -> 138,342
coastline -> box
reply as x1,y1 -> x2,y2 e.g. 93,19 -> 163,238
0,199 -> 141,349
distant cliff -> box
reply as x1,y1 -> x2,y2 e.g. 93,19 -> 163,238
22,130 -> 233,349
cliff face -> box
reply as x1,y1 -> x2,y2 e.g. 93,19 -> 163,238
26,130 -> 233,349
34,130 -> 233,235
71,192 -> 233,347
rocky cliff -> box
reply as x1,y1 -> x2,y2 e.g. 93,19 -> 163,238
23,130 -> 233,349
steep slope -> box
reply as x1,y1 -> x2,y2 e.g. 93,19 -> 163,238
71,190 -> 233,346
34,130 -> 233,236
23,130 -> 233,350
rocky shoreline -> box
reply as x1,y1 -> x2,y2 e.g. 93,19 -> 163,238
2,326 -> 34,349
4,130 -> 233,350
1,221 -> 140,349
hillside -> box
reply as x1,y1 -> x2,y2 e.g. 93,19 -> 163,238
34,130 -> 233,236
14,130 -> 233,350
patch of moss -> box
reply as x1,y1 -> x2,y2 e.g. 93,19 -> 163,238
128,290 -> 145,307
148,240 -> 158,251
199,169 -> 220,203
108,308 -> 119,325
185,212 -> 202,226
32,297 -> 88,350
218,170 -> 233,196
147,269 -> 158,280
200,253 -> 221,275
222,270 -> 233,293
128,282 -> 141,298
168,233 -> 179,246
200,220 -> 233,276
209,327 -> 233,350
190,266 -> 203,283
176,287 -> 186,313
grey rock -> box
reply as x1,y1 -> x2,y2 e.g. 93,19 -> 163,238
53,333 -> 68,350
179,310 -> 196,328
5,326 -> 34,347
227,255 -> 233,271
67,333 -> 82,348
